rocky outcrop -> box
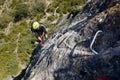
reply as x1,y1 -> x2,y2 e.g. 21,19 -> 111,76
23,0 -> 120,80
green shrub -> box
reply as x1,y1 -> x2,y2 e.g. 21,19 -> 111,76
14,3 -> 29,22
0,0 -> 5,5
0,53 -> 19,79
10,0 -> 21,8
46,7 -> 55,13
12,22 -> 34,65
0,14 -> 13,29
36,13 -> 45,20
30,0 -> 46,16
0,31 -> 5,39
56,7 -> 63,14
47,15 -> 58,21
48,0 -> 87,14
44,21 -> 51,28
48,26 -> 57,35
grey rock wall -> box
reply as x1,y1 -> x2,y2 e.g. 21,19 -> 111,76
23,0 -> 120,80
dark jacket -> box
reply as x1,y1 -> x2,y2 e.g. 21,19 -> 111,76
31,23 -> 47,38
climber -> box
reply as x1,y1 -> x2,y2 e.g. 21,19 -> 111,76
31,21 -> 48,47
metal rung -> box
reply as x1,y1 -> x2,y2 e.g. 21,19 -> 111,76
90,30 -> 103,54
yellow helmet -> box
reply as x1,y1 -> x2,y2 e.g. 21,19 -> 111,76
32,21 -> 39,30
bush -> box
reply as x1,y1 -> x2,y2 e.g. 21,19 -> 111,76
10,0 -> 21,8
0,14 -> 13,29
46,7 -> 55,13
47,15 -> 58,21
70,6 -> 82,18
48,26 -> 57,35
56,7 -> 63,14
30,0 -> 46,16
49,0 -> 87,14
44,21 -> 51,28
14,3 -> 29,22
36,12 -> 45,20
0,0 -> 5,5
0,53 -> 19,79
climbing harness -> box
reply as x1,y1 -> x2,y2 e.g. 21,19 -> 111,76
90,30 -> 103,54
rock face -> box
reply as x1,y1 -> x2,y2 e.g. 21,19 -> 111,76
23,0 -> 120,80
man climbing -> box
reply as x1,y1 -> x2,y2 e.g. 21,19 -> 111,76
31,21 -> 48,47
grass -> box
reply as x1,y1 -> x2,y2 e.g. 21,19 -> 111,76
0,53 -> 20,79
0,20 -> 34,79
